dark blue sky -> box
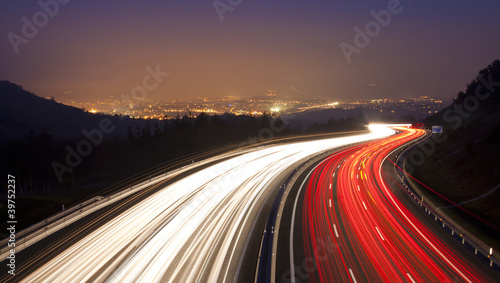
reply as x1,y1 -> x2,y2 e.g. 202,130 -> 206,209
1,0 -> 499,102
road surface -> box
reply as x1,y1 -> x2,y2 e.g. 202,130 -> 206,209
289,127 -> 499,282
4,128 -> 394,282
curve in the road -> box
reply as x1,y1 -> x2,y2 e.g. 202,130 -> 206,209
18,129 -> 395,282
298,127 -> 493,282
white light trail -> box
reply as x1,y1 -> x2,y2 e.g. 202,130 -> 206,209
24,127 -> 395,282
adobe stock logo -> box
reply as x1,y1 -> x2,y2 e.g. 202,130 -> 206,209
405,74 -> 500,174
213,0 -> 243,21
51,64 -> 169,183
7,0 -> 70,55
339,0 -> 408,64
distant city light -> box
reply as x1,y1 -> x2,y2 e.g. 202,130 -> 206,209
66,95 -> 446,120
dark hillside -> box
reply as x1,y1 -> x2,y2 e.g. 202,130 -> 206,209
412,59 -> 500,248
0,81 -> 153,144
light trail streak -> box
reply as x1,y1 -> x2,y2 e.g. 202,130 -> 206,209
301,126 -> 490,282
23,129 -> 394,282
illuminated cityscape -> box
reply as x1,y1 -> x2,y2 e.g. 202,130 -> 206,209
60,94 -> 449,120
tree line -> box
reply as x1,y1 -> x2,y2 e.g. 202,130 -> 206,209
1,112 -> 367,195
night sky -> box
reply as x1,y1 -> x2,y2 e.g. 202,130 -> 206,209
1,0 -> 499,102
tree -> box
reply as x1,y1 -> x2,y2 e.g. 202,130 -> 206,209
142,123 -> 152,138
127,126 -> 135,141
154,124 -> 161,137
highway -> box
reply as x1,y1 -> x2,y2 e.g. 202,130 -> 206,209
5,125 -> 497,282
289,127 -> 499,282
8,128 -> 395,282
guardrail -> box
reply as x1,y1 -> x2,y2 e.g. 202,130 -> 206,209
0,196 -> 103,249
393,136 -> 499,270
0,172 -> 170,259
0,133 -> 384,264
0,143 -> 287,260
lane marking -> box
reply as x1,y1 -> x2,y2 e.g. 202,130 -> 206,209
362,201 -> 367,210
332,172 -> 336,178
375,226 -> 385,241
349,269 -> 358,283
407,273 -> 416,283
290,163 -> 320,283
329,199 -> 332,208
380,141 -> 474,283
357,185 -> 360,191
329,184 -> 332,190
333,224 -> 339,238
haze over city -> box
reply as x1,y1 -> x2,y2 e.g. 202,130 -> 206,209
1,0 -> 499,103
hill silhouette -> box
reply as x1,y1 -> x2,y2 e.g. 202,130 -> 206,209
0,81 -> 154,144
425,59 -> 500,130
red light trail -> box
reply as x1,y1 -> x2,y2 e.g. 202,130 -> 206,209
301,128 -> 487,282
